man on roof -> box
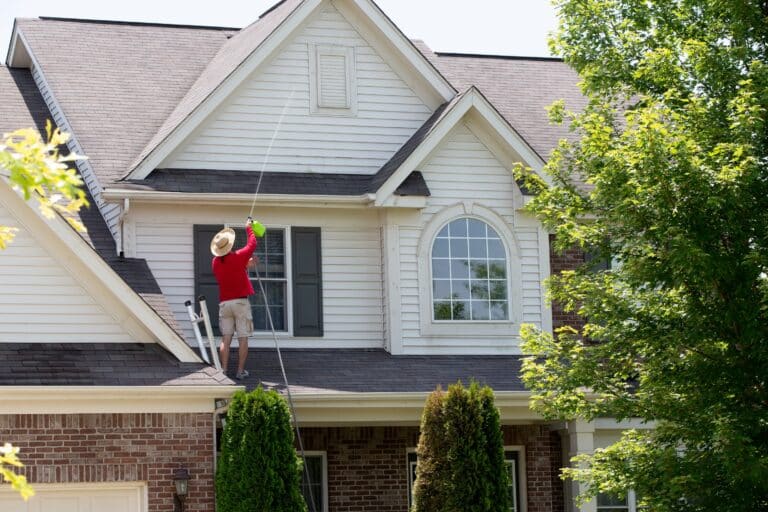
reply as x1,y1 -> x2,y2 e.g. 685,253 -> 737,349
210,218 -> 263,379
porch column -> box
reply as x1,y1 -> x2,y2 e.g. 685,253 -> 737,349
566,420 -> 597,512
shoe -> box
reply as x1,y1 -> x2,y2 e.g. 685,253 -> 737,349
235,370 -> 250,380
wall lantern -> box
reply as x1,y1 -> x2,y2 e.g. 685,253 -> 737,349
173,468 -> 190,511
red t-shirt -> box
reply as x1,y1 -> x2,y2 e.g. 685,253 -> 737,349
212,225 -> 258,302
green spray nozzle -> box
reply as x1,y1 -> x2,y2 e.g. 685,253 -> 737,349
251,220 -> 266,238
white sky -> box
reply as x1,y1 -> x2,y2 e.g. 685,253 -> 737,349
0,0 -> 558,63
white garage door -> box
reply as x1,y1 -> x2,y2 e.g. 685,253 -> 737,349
0,483 -> 145,512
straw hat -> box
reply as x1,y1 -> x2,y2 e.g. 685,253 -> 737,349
210,227 -> 236,257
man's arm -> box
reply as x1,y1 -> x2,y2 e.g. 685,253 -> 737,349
234,221 -> 258,261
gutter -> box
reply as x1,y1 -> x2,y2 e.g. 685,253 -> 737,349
103,188 -> 377,207
0,385 -> 243,414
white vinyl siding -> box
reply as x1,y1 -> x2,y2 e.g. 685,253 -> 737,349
30,64 -> 121,243
0,203 -> 134,343
165,4 -> 431,174
134,211 -> 384,348
397,124 -> 545,354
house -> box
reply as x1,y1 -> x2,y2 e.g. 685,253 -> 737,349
0,1 -> 648,511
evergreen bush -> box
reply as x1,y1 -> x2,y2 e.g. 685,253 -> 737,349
216,387 -> 307,512
411,387 -> 449,512
412,381 -> 510,512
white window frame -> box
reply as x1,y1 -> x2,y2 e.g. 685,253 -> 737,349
301,451 -> 329,512
309,43 -> 357,116
505,445 -> 527,512
406,448 -> 418,508
249,224 -> 294,337
417,203 -> 523,337
597,490 -> 640,512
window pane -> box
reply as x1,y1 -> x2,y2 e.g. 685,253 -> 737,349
433,259 -> 450,279
301,455 -> 324,512
505,451 -> 519,512
470,260 -> 489,279
251,281 -> 286,331
487,225 -> 501,239
453,301 -> 470,320
471,300 -> 490,320
253,229 -> 286,279
470,280 -> 489,300
450,238 -> 468,258
453,280 -> 470,299
597,494 -> 628,507
448,218 -> 467,237
436,225 -> 449,238
468,218 -> 487,237
490,280 -> 507,300
433,280 -> 452,301
488,239 -> 505,258
434,301 -> 452,320
432,238 -> 449,258
469,238 -> 487,258
488,261 -> 507,279
451,259 -> 470,279
491,301 -> 508,320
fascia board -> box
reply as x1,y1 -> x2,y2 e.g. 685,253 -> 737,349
127,0 -> 324,180
0,385 -> 242,414
102,189 -> 377,207
0,180 -> 200,363
289,391 -> 540,426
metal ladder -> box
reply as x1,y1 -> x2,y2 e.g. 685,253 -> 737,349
185,296 -> 221,371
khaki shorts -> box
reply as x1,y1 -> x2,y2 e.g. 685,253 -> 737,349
219,298 -> 253,337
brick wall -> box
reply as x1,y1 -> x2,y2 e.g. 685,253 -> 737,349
301,424 -> 564,512
1,413 -> 214,511
503,425 -> 565,512
549,234 -> 586,333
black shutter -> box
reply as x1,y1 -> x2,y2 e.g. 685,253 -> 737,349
292,227 -> 323,337
193,225 -> 224,336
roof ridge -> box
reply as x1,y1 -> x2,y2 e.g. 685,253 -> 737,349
36,16 -> 239,31
436,51 -> 563,62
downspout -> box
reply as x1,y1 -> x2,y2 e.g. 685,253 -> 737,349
117,197 -> 130,257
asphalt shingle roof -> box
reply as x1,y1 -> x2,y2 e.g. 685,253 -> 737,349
15,17 -> 235,186
129,0 -> 304,174
0,343 -> 232,386
0,66 -> 183,337
237,348 -> 526,394
120,168 -> 430,197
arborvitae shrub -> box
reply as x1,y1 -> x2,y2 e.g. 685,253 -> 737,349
216,387 -> 307,512
412,381 -> 510,512
412,387 -> 449,512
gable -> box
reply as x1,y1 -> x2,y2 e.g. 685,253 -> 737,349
0,201 -> 136,343
162,2 -> 433,175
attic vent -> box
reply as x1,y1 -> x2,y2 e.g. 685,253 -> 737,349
310,44 -> 357,116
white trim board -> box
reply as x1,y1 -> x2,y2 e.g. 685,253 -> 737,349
0,179 -> 200,362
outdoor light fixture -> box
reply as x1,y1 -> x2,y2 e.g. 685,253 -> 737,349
173,468 -> 190,511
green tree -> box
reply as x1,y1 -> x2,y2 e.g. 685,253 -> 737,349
216,387 -> 306,512
412,382 -> 509,512
412,387 -> 449,512
1,443 -> 33,500
518,1 -> 768,511
0,122 -> 87,248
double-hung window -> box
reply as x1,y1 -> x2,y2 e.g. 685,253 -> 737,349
597,491 -> 642,512
193,225 -> 323,337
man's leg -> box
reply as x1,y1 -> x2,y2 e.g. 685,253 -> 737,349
236,336 -> 249,375
219,334 -> 233,373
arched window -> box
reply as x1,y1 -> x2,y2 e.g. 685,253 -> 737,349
431,217 -> 508,321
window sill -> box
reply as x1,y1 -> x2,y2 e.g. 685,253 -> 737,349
420,320 -> 520,337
